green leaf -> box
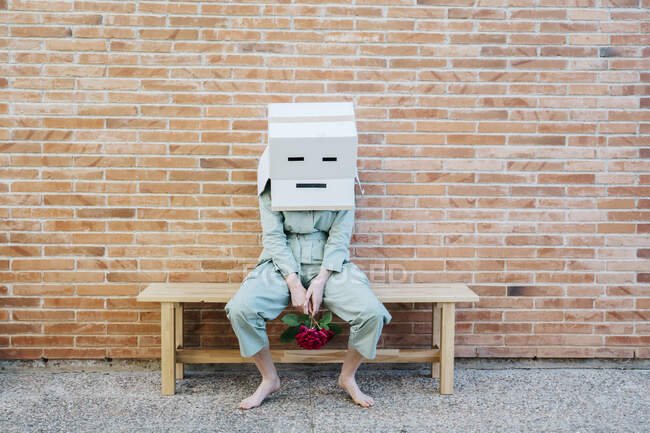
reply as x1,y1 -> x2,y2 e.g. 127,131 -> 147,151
280,313 -> 301,326
329,323 -> 342,334
320,311 -> 332,325
280,326 -> 300,343
321,324 -> 330,330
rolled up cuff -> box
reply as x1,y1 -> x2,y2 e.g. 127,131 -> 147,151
320,258 -> 344,273
272,259 -> 299,278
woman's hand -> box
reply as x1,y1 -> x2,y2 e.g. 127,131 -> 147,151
285,273 -> 309,314
305,269 -> 332,316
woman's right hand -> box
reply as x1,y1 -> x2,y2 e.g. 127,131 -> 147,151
285,273 -> 309,314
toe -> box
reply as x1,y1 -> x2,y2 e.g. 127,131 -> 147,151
239,398 -> 255,410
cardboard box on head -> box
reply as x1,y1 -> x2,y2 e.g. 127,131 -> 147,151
257,102 -> 361,211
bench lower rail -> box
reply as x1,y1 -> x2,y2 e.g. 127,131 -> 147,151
176,348 -> 440,364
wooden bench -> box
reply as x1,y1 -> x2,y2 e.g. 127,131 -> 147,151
136,282 -> 479,396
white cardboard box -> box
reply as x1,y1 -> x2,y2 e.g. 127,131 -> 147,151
258,101 -> 358,210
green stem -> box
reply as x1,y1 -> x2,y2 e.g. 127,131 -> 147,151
309,313 -> 321,329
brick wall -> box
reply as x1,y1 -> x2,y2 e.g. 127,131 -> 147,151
1,0 -> 649,360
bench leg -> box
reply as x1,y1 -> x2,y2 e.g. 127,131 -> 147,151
175,302 -> 184,379
161,302 -> 176,395
439,302 -> 455,395
431,302 -> 441,378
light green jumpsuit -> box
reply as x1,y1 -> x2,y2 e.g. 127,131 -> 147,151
224,184 -> 392,360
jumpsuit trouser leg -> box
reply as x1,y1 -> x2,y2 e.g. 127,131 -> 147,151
310,262 -> 392,360
225,260 -> 290,358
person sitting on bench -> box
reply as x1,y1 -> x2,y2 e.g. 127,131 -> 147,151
224,102 -> 392,409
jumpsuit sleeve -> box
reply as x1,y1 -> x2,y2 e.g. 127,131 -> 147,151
321,209 -> 355,273
259,187 -> 300,278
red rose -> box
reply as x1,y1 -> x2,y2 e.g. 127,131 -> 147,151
320,328 -> 335,342
295,324 -> 330,350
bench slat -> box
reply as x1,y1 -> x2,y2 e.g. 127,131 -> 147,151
136,282 -> 479,303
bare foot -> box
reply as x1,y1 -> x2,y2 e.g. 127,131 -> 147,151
337,375 -> 375,408
238,376 -> 281,410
